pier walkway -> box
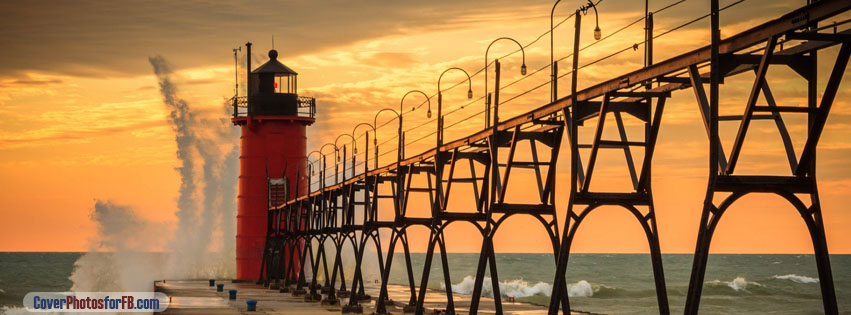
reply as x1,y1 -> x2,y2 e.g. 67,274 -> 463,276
155,280 -> 584,315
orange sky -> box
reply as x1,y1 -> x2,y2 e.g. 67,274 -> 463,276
1,0 -> 850,254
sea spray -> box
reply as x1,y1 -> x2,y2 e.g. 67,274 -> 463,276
218,99 -> 241,265
727,277 -> 752,292
68,56 -> 239,293
69,201 -> 169,292
149,55 -> 238,278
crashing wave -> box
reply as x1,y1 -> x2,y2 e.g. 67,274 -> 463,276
440,276 -> 599,298
566,280 -> 595,298
772,274 -> 819,284
706,276 -> 762,293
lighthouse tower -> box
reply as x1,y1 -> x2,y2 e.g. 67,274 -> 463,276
233,42 -> 315,280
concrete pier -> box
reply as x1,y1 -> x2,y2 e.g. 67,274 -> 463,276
155,280 -> 585,314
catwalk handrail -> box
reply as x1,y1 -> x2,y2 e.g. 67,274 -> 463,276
277,0 -> 850,209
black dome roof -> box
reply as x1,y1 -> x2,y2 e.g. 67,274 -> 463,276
251,49 -> 297,75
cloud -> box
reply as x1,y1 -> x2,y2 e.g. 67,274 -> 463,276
357,52 -> 421,68
1,78 -> 63,87
0,119 -> 166,149
0,0 -> 575,78
0,93 -> 170,149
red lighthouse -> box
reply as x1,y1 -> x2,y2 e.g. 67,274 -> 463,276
233,42 -> 315,280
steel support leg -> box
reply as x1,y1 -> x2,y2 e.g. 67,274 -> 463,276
415,229 -> 438,315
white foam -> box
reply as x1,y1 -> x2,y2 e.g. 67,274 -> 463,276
566,280 -> 594,298
772,274 -> 819,284
441,276 -> 596,298
727,277 -> 750,292
707,276 -> 762,293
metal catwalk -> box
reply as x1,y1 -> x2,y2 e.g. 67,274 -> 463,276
254,0 -> 850,314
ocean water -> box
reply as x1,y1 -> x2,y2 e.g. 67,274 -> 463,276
1,252 -> 849,314
0,253 -> 80,312
359,253 -> 851,314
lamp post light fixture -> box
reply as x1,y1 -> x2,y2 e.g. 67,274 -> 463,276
352,122 -> 376,170
319,143 -> 337,163
581,0 -> 602,40
319,143 -> 338,188
485,37 -> 527,127
436,67 -> 473,147
307,150 -> 322,192
307,150 -> 322,176
551,0 -> 565,103
335,133 -> 356,181
550,0 -> 601,102
374,108 -> 402,162
334,134 -> 356,162
352,123 -> 376,154
400,90 -> 431,159
401,90 -> 430,120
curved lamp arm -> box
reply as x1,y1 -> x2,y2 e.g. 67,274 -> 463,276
401,90 -> 431,118
485,37 -> 527,99
334,134 -> 356,161
374,108 -> 401,146
352,122 -> 377,153
319,143 -> 337,164
307,150 -> 322,175
377,106 -> 405,162
436,67 -> 473,147
436,67 -> 474,119
438,67 -> 473,98
318,143 -> 338,182
353,122 -> 377,172
485,37 -> 527,127
551,0 -> 564,102
374,108 -> 401,130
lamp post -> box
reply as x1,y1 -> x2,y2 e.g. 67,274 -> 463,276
335,134 -> 356,182
401,90 -> 431,159
551,0 -> 603,103
436,68 -> 473,147
485,37 -> 527,129
374,108 -> 402,163
550,0 -> 564,103
485,37 -> 526,128
232,46 -> 241,117
352,122 -> 376,172
319,143 -> 337,190
307,150 -> 322,193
